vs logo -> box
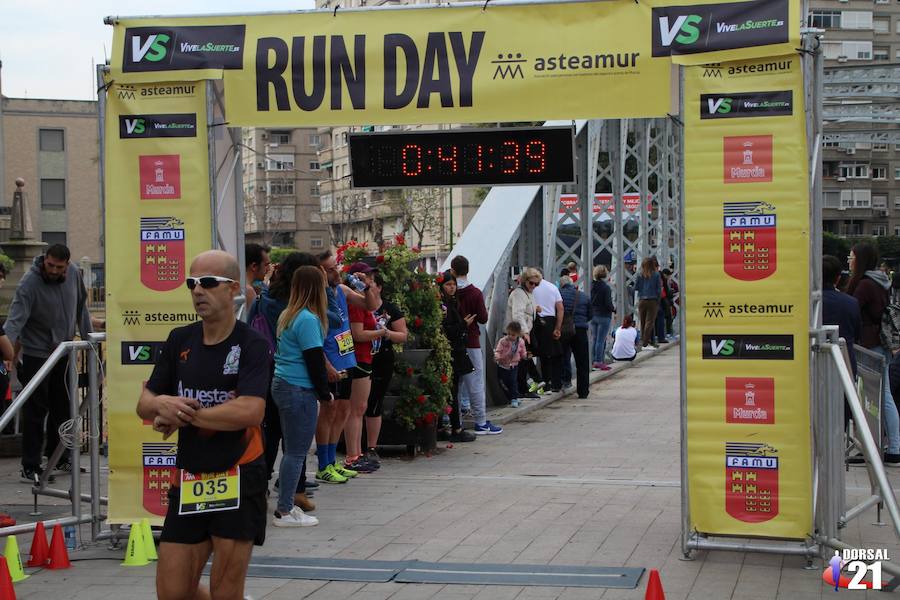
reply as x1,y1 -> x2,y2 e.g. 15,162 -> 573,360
124,118 -> 145,135
707,97 -> 732,115
131,33 -> 172,63
658,15 -> 702,46
709,338 -> 735,356
121,342 -> 165,365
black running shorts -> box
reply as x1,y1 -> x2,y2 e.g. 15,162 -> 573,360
160,459 -> 267,546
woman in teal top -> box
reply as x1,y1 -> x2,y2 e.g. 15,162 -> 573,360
271,266 -> 332,527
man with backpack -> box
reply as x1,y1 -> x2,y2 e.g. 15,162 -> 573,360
559,275 -> 591,398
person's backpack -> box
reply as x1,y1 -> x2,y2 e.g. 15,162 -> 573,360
249,298 -> 276,355
560,290 -> 577,338
880,302 -> 900,353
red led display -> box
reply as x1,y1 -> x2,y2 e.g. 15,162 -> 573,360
349,126 -> 574,188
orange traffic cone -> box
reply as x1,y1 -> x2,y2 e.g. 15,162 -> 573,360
645,568 -> 665,600
26,522 -> 49,567
47,525 -> 71,570
0,557 -> 16,600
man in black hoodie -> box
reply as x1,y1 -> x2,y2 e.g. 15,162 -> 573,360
5,244 -> 92,483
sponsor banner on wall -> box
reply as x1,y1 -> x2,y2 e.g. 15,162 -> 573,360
108,0 -> 800,125
683,55 -> 810,539
104,80 -> 212,523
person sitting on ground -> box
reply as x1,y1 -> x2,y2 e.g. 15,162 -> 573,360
494,321 -> 528,407
611,315 -> 639,362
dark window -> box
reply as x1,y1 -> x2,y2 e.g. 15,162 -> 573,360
41,179 -> 66,208
39,129 -> 65,152
41,231 -> 67,245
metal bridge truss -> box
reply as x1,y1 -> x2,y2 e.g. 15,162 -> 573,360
543,118 -> 681,325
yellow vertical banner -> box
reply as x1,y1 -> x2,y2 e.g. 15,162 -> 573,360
104,81 -> 212,523
683,56 -> 811,538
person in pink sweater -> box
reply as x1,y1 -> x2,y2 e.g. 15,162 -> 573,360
494,322 -> 528,407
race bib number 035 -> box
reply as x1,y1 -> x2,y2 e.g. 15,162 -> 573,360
179,467 -> 240,515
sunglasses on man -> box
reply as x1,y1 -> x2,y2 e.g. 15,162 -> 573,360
185,276 -> 235,290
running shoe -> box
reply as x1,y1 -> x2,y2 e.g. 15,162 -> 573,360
315,464 -> 348,484
449,429 -> 477,443
510,399 -> 520,408
20,467 -> 54,484
473,421 -> 503,435
272,506 -> 319,527
333,462 -> 358,478
345,458 -> 377,473
527,381 -> 545,394
365,449 -> 382,467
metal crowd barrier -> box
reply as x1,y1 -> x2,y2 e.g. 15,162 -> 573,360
813,326 -> 900,590
0,334 -> 106,544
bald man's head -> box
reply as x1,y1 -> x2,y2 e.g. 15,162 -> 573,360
187,250 -> 241,321
190,250 -> 240,281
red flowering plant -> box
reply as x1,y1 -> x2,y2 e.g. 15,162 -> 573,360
377,237 -> 452,430
335,240 -> 368,266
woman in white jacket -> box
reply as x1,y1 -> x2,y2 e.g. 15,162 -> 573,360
506,267 -> 541,397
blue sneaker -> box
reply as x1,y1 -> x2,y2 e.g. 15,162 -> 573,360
510,399 -> 520,408
473,421 -> 503,435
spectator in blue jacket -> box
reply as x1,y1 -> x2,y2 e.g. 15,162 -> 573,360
635,257 -> 662,348
559,276 -> 592,398
590,265 -> 615,370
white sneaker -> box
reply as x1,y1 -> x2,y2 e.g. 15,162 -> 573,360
272,506 -> 319,527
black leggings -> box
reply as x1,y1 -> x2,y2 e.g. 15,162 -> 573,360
366,350 -> 394,418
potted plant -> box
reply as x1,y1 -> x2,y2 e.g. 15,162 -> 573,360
344,235 -> 452,455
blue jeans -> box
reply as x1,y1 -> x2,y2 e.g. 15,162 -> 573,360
271,378 -> 319,514
880,348 -> 900,454
590,316 -> 612,364
496,365 -> 519,401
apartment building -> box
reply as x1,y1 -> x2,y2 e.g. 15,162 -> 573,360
809,3 -> 900,236
241,127 -> 332,252
0,62 -> 103,275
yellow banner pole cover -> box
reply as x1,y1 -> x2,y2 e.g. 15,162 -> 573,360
683,55 -> 811,539
104,80 -> 212,523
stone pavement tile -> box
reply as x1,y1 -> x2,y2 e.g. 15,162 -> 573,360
553,586 -> 606,600
470,585 -> 523,600
366,542 -> 422,561
514,585 -> 563,599
384,583 -> 446,599
275,580 -> 365,600
548,541 -> 600,565
731,565 -> 778,600
259,579 -> 330,599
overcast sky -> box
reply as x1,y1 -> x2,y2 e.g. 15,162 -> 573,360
0,0 -> 315,101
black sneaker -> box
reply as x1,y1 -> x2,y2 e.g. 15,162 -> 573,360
436,428 -> 451,441
884,453 -> 900,467
305,480 -> 320,490
345,458 -> 377,473
449,429 -> 477,443
365,449 -> 381,467
20,468 -> 54,484
523,391 -> 541,399
53,460 -> 73,474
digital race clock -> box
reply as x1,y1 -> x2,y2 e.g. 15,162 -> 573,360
348,126 -> 575,188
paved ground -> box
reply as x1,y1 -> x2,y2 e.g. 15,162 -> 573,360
2,344 -> 899,599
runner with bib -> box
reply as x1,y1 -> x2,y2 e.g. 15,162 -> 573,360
137,250 -> 271,600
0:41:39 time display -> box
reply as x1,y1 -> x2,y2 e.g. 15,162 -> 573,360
348,126 -> 575,188
398,140 -> 547,178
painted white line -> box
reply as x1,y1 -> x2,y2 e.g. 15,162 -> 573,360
402,568 -> 627,579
